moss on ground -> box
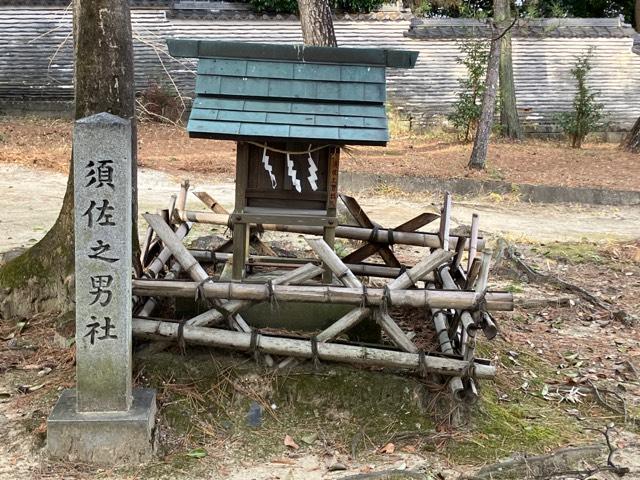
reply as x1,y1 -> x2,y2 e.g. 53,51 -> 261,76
136,349 -> 434,465
131,339 -> 604,473
449,340 -> 599,464
531,242 -> 605,265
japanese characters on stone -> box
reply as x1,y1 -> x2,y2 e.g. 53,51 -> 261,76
73,113 -> 133,413
82,158 -> 119,344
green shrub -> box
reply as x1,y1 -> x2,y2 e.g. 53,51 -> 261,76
556,50 -> 604,148
448,39 -> 490,142
249,0 -> 298,14
333,0 -> 384,13
248,0 -> 384,15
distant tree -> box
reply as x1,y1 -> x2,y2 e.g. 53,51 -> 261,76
621,0 -> 640,152
622,117 -> 640,153
556,51 -> 604,148
495,0 -> 523,139
467,25 -> 501,169
448,39 -> 490,141
521,0 -> 637,27
0,0 -> 137,319
416,0 -> 637,28
298,0 -> 338,46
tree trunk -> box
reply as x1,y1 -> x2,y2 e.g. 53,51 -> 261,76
0,0 -> 136,320
468,30 -> 501,170
621,0 -> 639,154
621,116 -> 640,153
298,0 -> 338,47
495,0 -> 523,140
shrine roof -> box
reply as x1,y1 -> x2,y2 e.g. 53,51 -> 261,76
167,39 -> 419,146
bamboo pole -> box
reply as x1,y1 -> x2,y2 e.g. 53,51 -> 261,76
375,311 -> 419,353
465,257 -> 482,289
475,249 -> 493,296
175,179 -> 189,222
193,190 -> 229,214
307,238 -> 361,288
482,313 -> 499,340
439,191 -> 452,251
132,318 -> 496,379
468,213 -> 479,272
427,283 -> 467,402
436,268 -> 479,402
144,222 -> 191,277
440,265 -> 499,342
186,263 -> 324,328
309,244 -> 455,344
132,280 -> 513,310
176,209 -> 484,251
306,237 -> 419,353
139,226 -> 154,267
168,194 -> 177,222
144,213 -> 274,364
189,250 -> 434,281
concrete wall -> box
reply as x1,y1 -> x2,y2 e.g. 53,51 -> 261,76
1,8 -> 639,132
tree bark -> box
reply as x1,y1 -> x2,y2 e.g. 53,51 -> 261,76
0,0 -> 136,320
468,30 -> 501,170
495,0 -> 523,140
298,0 -> 338,47
620,2 -> 639,154
621,116 -> 640,153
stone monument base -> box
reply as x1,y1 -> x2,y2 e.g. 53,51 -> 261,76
47,388 -> 157,464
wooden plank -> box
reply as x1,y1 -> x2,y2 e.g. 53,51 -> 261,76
187,128 -> 389,147
394,212 -> 440,232
193,97 -> 387,119
197,58 -> 386,84
340,193 -> 400,268
195,75 -> 386,103
232,213 -> 336,227
323,147 -> 340,283
205,102 -> 390,129
232,142 -> 250,281
341,210 -> 438,267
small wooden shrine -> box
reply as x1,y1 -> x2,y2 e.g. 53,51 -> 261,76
167,39 -> 418,280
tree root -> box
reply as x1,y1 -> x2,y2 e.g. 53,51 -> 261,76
496,241 -> 613,312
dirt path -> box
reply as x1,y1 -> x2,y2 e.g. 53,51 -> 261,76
1,164 -> 639,254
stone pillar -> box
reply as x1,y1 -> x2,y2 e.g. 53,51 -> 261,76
47,113 -> 156,465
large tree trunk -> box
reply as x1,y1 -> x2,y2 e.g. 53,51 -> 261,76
468,30 -> 501,170
298,0 -> 337,47
621,0 -> 640,152
0,0 -> 136,320
495,0 -> 523,140
621,116 -> 640,153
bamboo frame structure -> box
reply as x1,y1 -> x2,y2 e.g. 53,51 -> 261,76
175,209 -> 484,251
133,185 -> 510,404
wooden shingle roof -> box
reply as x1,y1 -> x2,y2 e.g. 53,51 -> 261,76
167,39 -> 418,145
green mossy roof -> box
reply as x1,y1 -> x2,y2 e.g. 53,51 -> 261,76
167,39 -> 419,145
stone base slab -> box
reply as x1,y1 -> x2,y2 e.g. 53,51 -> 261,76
47,388 -> 156,464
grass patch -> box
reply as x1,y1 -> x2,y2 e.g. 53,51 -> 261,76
137,350 -> 434,464
532,242 -> 604,265
449,341 -> 592,464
